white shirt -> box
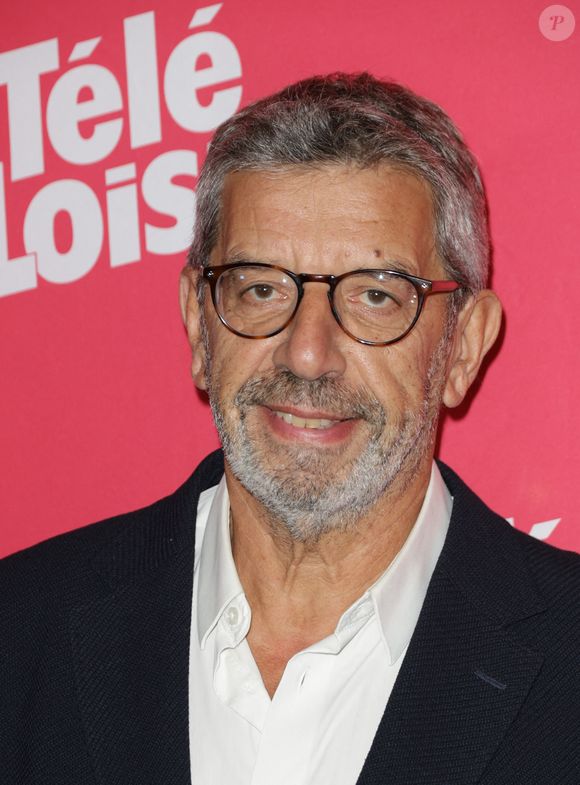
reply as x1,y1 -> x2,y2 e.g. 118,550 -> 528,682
189,464 -> 452,785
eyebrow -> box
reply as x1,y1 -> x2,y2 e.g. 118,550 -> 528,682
379,258 -> 417,275
221,251 -> 278,266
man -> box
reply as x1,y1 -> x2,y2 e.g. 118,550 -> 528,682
1,74 -> 579,785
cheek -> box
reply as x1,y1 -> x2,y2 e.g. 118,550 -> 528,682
206,329 -> 276,400
355,338 -> 437,410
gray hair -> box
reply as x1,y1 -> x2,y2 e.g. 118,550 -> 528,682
188,72 -> 490,292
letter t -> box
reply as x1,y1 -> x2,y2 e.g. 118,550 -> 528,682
0,39 -> 59,181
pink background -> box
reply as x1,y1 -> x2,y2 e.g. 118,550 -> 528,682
1,0 -> 578,557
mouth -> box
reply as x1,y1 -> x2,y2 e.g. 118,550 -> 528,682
261,404 -> 358,444
272,410 -> 339,430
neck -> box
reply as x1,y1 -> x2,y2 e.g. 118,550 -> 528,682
225,453 -> 433,688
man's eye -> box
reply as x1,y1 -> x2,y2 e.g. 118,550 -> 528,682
360,289 -> 401,308
253,284 -> 275,300
241,283 -> 283,302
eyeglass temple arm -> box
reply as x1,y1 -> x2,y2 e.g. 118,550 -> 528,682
428,280 -> 462,294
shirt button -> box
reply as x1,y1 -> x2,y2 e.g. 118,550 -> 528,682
225,606 -> 239,626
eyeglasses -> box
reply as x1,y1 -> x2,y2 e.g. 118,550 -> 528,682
202,262 -> 462,346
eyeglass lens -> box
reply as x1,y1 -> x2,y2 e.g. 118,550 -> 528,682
214,266 -> 420,344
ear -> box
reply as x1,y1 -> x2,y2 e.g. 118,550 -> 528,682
443,290 -> 502,408
179,265 -> 208,391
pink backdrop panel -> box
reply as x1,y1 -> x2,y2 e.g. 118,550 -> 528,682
1,0 -> 578,557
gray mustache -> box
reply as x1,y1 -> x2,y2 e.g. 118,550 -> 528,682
233,370 -> 386,425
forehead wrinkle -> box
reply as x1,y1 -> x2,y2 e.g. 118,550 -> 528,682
216,165 -> 441,276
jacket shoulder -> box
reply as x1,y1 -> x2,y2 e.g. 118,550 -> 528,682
0,450 -> 224,611
439,460 -> 580,644
515,524 -> 580,611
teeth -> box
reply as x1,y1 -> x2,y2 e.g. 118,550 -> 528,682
273,410 -> 336,429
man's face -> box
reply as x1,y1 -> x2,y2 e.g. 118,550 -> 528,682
195,165 -> 456,539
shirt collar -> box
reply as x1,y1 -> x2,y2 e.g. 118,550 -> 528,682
195,463 -> 452,661
196,476 -> 244,647
368,462 -> 452,663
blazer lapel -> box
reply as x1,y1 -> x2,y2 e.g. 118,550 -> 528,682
357,464 -> 546,785
356,569 -> 544,785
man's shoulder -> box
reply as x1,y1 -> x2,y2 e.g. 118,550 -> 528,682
509,518 -> 580,616
0,450 -> 225,612
439,460 -> 580,621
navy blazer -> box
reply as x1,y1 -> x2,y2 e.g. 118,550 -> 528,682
1,450 -> 579,784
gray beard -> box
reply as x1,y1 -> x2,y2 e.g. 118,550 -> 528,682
206,339 -> 449,541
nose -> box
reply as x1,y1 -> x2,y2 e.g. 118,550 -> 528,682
272,285 -> 347,381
